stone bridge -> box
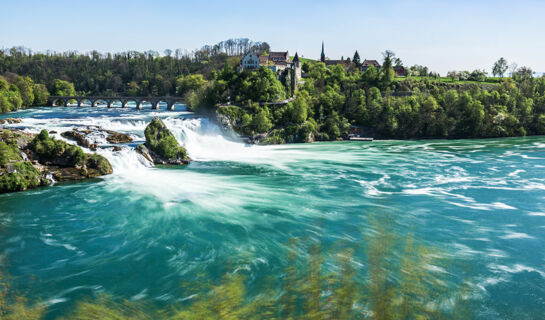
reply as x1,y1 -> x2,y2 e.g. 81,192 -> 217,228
48,96 -> 185,111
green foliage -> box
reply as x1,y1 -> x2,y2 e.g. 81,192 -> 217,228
4,210 -> 475,319
252,109 -> 273,133
85,154 -> 113,177
0,74 -> 49,113
144,118 -> 188,160
0,161 -> 45,193
493,57 -> 508,78
0,140 -> 21,166
32,83 -> 49,106
0,268 -> 45,319
51,79 -> 76,96
176,74 -> 208,95
238,67 -> 286,103
31,129 -> 85,166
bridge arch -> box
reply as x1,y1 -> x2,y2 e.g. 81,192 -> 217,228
51,98 -> 65,107
108,99 -> 123,108
92,99 -> 109,107
137,99 -> 154,110
122,99 -> 137,108
169,99 -> 185,111
78,98 -> 92,107
155,99 -> 170,110
64,98 -> 79,107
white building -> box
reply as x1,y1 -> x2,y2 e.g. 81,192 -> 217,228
241,52 -> 260,70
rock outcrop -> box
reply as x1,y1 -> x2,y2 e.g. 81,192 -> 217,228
106,131 -> 132,144
61,127 -> 133,150
136,118 -> 189,165
0,129 -> 113,193
61,130 -> 98,150
0,118 -> 22,125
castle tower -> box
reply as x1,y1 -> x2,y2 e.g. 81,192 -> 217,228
293,52 -> 301,81
321,41 -> 325,62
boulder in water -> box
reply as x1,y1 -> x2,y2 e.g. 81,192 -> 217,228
106,131 -> 132,144
61,129 -> 98,151
138,118 -> 189,165
0,129 -> 113,193
0,118 -> 22,125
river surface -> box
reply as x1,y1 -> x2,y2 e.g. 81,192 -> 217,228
1,106 -> 545,319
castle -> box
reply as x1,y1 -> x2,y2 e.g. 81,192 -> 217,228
241,50 -> 301,81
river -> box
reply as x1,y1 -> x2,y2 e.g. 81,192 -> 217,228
1,105 -> 544,319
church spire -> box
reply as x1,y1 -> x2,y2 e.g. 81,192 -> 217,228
321,41 -> 325,62
293,51 -> 299,62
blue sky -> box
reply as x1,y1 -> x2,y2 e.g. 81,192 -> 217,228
2,0 -> 544,74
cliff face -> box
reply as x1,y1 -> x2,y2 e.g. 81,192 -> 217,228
137,118 -> 189,165
0,129 -> 113,193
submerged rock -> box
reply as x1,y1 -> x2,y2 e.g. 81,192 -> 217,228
106,131 -> 132,144
61,129 -> 98,151
61,127 -> 133,151
0,118 -> 22,125
0,129 -> 113,193
137,118 -> 189,165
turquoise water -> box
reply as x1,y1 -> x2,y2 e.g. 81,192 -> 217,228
1,107 -> 545,319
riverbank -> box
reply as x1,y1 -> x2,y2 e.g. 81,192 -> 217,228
0,128 -> 112,193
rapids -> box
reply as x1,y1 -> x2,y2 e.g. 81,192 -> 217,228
1,106 -> 545,319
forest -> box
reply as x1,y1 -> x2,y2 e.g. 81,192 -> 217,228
1,40 -> 544,141
197,53 -> 545,141
0,39 -> 269,98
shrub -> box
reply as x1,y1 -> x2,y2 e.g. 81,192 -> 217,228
0,162 -> 46,193
31,129 -> 85,166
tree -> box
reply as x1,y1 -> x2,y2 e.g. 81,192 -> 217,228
362,65 -> 379,86
380,50 -> 396,88
252,109 -> 273,133
51,79 -> 75,96
352,51 -> 361,68
13,76 -> 34,107
514,66 -> 534,81
469,69 -> 487,82
290,91 -> 310,124
32,84 -> 49,106
492,57 -> 508,78
176,74 -> 207,96
447,71 -> 459,82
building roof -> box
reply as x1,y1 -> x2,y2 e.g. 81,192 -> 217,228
269,51 -> 289,61
293,52 -> 299,62
362,59 -> 381,67
324,59 -> 348,66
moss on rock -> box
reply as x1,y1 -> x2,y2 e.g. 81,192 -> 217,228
85,154 -> 113,177
0,162 -> 47,193
141,118 -> 188,164
31,130 -> 85,166
0,129 -> 113,193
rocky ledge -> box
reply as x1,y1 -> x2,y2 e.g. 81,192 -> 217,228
0,118 -> 22,125
61,127 -> 133,151
0,129 -> 113,193
136,118 -> 189,165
